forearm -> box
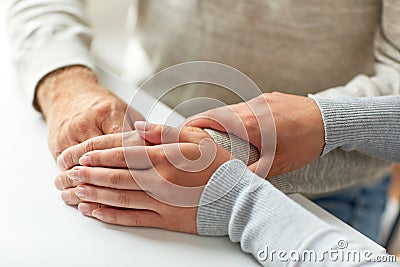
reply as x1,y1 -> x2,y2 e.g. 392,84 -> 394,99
7,0 -> 95,109
198,160 -> 395,266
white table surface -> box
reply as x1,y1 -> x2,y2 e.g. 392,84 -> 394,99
0,3 -> 383,266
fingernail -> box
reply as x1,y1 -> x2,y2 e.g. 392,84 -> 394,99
78,203 -> 90,213
57,155 -> 67,170
68,168 -> 80,181
134,121 -> 152,131
92,210 -> 104,220
75,186 -> 86,198
79,155 -> 91,166
54,175 -> 63,190
61,191 -> 70,202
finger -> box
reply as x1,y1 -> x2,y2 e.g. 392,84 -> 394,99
124,106 -> 146,131
92,208 -> 164,228
58,131 -> 145,170
74,185 -> 160,210
67,166 -> 141,190
185,116 -> 226,133
61,188 -> 82,206
134,121 -> 207,144
57,133 -> 122,170
54,171 -> 82,190
186,107 -> 250,144
77,202 -> 110,217
79,146 -> 156,169
70,121 -> 104,144
185,107 -> 230,132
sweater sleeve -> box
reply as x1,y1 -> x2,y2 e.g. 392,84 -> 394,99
310,95 -> 400,162
197,160 -> 398,266
6,0 -> 95,110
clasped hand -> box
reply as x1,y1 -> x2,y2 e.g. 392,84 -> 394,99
55,122 -> 232,233
53,92 -> 325,233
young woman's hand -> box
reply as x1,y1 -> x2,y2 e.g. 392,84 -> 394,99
54,123 -> 232,233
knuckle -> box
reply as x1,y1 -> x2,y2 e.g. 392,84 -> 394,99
115,149 -> 126,163
75,118 -> 89,133
83,139 -> 95,154
128,214 -> 141,226
104,135 -> 117,147
94,101 -> 113,117
89,153 -> 100,165
108,172 -> 121,187
62,175 -> 74,188
86,187 -> 97,200
79,168 -> 90,182
64,150 -> 75,168
118,193 -> 131,207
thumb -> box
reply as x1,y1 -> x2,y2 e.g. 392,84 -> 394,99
186,116 -> 226,133
185,108 -> 231,133
134,121 -> 206,145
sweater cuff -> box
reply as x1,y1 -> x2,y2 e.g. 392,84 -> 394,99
196,159 -> 253,236
204,129 -> 260,166
196,159 -> 333,261
17,35 -> 95,112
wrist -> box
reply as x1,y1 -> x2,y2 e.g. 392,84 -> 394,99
306,96 -> 326,156
36,66 -> 99,117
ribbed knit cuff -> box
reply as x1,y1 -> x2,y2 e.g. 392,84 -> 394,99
196,160 -> 256,236
309,94 -> 400,157
196,159 -> 333,261
204,129 -> 260,166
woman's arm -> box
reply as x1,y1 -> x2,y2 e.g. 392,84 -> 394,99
311,95 -> 400,162
198,160 -> 398,266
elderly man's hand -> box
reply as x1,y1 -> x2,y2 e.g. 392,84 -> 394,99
37,66 -> 144,160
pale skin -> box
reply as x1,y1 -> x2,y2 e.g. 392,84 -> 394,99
54,93 -> 325,230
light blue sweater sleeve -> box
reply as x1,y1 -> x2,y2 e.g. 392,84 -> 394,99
197,160 -> 398,266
